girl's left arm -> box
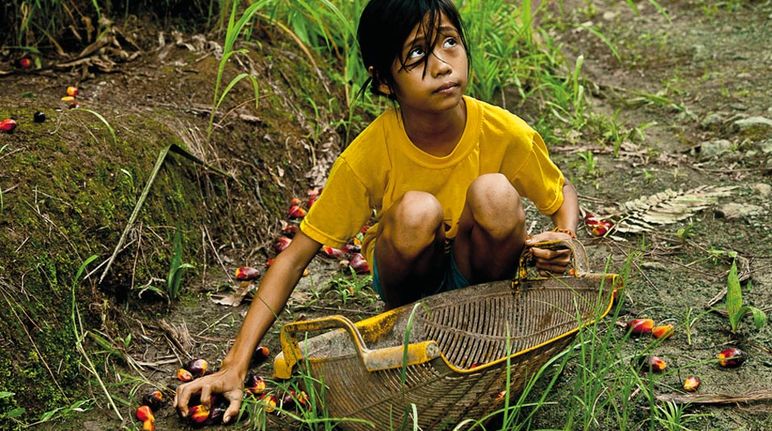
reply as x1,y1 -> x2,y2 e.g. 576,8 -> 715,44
550,180 -> 579,235
525,180 -> 579,273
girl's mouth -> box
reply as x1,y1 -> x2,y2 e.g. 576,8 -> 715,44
434,82 -> 458,93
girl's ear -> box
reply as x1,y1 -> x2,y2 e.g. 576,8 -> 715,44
368,66 -> 392,95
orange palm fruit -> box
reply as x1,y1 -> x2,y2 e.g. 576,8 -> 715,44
142,418 -> 155,431
683,376 -> 701,392
135,405 -> 154,422
245,373 -> 266,396
652,324 -> 674,339
66,86 -> 79,97
261,394 -> 278,413
176,368 -> 193,382
288,204 -> 307,219
642,355 -> 667,373
142,389 -> 164,411
626,318 -> 654,336
189,404 -> 210,424
253,345 -> 270,364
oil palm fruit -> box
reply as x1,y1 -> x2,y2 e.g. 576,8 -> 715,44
716,347 -> 746,368
626,318 -> 654,336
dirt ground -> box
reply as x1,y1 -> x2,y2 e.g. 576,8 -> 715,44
3,0 -> 771,430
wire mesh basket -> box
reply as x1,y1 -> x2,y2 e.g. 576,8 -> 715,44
273,239 -> 622,430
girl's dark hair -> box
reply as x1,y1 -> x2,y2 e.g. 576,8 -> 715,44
357,0 -> 469,99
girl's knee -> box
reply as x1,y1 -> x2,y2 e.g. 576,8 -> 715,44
392,191 -> 444,231
466,174 -> 524,236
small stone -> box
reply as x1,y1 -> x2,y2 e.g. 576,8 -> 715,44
700,112 -> 725,129
752,183 -> 771,197
602,11 -> 618,21
715,203 -> 764,220
734,116 -> 772,131
695,139 -> 733,158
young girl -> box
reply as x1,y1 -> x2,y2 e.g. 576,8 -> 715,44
175,0 -> 578,423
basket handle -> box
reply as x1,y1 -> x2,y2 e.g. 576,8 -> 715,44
518,238 -> 590,279
275,314 -> 440,379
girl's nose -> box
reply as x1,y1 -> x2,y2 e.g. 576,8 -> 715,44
429,52 -> 452,77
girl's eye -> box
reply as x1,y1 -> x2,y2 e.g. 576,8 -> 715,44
406,46 -> 425,60
443,37 -> 458,48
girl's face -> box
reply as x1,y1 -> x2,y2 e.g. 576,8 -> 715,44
380,12 -> 468,115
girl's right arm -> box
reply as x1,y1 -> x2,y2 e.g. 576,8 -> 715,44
174,231 -> 322,423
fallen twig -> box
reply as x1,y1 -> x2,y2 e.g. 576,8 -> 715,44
656,390 -> 772,405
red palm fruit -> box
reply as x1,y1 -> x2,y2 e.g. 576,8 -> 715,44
0,118 -> 17,133
19,57 -> 32,69
176,368 -> 193,382
683,376 -> 701,392
494,390 -> 507,402
280,221 -> 299,236
716,347 -> 746,368
235,266 -> 260,281
626,318 -> 655,336
189,404 -> 210,424
584,213 -> 614,237
185,358 -> 208,377
288,204 -> 307,219
60,96 -> 79,108
142,390 -> 164,412
274,236 -> 292,253
253,345 -> 270,364
261,394 -> 278,413
321,245 -> 347,259
135,405 -> 154,422
265,258 -> 275,268
343,243 -> 361,254
142,418 -> 156,431
289,197 -> 302,206
306,188 -> 320,207
295,390 -> 308,407
66,86 -> 79,97
652,324 -> 674,339
349,253 -> 370,274
245,373 -> 266,396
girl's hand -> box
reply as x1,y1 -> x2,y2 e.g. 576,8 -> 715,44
174,366 -> 245,424
524,231 -> 574,274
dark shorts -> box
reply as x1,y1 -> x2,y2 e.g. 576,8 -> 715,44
371,243 -> 471,302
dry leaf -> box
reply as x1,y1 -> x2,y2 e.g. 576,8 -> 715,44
604,185 -> 735,233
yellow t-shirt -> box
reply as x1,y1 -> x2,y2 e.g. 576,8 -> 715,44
300,96 -> 565,265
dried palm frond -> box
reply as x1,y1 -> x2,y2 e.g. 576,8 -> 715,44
606,185 -> 735,233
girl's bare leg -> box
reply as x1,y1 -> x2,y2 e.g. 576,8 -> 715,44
374,191 -> 446,308
453,173 -> 526,283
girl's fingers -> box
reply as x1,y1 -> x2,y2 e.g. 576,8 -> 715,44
200,384 -> 212,407
531,247 -> 571,261
175,381 -> 199,417
223,391 -> 243,424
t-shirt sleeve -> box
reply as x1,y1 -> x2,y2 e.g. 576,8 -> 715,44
299,156 -> 372,247
511,131 -> 565,215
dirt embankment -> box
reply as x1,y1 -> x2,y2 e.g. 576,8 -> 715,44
0,20 -> 346,423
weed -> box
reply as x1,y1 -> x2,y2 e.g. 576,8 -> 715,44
166,227 -> 194,303
326,268 -> 373,305
578,150 -> 598,177
0,392 -> 25,424
208,0 -> 267,139
654,400 -> 710,431
724,257 -> 767,334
